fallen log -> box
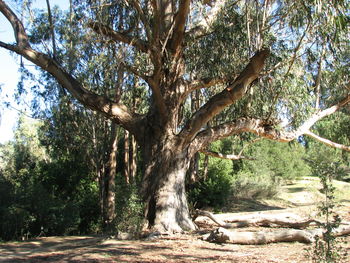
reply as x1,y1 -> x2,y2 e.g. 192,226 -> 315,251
205,225 -> 350,244
196,210 -> 350,244
194,209 -> 321,229
205,227 -> 316,244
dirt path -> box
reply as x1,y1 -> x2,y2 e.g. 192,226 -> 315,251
0,234 -> 316,263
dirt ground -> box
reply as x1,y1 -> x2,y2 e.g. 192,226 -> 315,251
1,208 -> 350,263
0,234 -> 317,263
1,177 -> 350,263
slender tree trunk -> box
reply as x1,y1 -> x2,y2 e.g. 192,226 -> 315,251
202,152 -> 209,180
102,124 -> 118,231
129,134 -> 137,183
45,0 -> 56,58
124,130 -> 130,184
188,152 -> 199,183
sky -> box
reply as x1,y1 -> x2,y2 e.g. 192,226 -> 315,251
0,0 -> 68,143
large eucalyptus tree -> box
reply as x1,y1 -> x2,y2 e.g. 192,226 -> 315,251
1,0 -> 349,233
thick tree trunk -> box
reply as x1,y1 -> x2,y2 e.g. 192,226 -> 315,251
141,136 -> 197,233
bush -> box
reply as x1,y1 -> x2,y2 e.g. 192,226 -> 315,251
188,159 -> 233,209
231,172 -> 280,200
114,178 -> 144,235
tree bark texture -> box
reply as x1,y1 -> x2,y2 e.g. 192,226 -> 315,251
124,130 -> 130,184
140,133 -> 197,232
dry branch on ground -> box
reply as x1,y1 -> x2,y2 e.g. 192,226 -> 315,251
195,210 -> 350,244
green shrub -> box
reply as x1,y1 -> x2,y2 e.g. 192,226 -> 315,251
188,159 -> 233,209
231,172 -> 280,200
114,179 -> 144,235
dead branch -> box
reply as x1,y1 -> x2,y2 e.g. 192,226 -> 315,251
205,225 -> 350,244
197,210 -> 350,244
195,210 -> 321,229
194,210 -> 235,228
205,227 -> 316,244
199,150 -> 255,161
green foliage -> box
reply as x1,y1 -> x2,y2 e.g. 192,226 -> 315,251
188,138 -> 310,209
231,172 -> 279,200
305,113 -> 350,181
0,116 -> 101,241
189,157 -> 233,209
114,179 -> 144,235
242,139 -> 311,181
307,162 -> 348,262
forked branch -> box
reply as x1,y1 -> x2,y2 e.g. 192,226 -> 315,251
0,0 -> 140,133
180,49 -> 270,143
88,21 -> 149,53
170,0 -> 190,55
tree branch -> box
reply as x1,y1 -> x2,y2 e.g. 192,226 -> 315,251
0,0 -> 140,133
0,0 -> 30,48
199,150 -> 255,160
180,49 -> 270,143
294,94 -> 350,135
88,21 -> 149,53
185,0 -> 227,38
188,77 -> 227,92
170,0 -> 190,54
192,94 -> 350,152
304,131 -> 350,152
127,0 -> 153,43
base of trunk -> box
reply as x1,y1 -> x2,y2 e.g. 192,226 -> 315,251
145,187 -> 197,233
143,156 -> 197,233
